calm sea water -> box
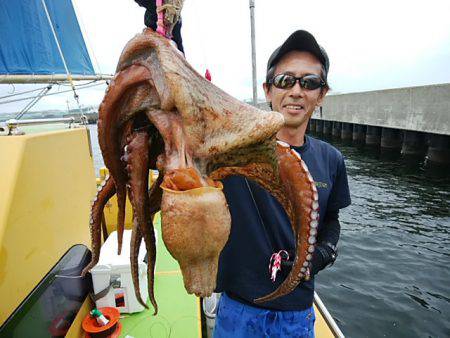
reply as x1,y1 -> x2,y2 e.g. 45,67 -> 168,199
88,125 -> 450,338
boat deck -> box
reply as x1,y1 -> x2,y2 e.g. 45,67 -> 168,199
119,214 -> 202,338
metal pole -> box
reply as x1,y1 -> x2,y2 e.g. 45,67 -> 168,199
249,0 -> 257,106
0,74 -> 112,84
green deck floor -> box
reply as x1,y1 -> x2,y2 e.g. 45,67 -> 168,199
119,215 -> 202,338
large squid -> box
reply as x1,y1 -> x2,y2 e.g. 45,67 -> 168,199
82,27 -> 319,314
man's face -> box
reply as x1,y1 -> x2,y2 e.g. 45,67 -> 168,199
263,51 -> 328,129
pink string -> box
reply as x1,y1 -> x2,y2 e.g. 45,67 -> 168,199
156,0 -> 166,37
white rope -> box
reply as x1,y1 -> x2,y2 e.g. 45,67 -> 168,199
40,0 -> 82,111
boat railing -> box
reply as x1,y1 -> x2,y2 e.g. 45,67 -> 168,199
0,116 -> 82,136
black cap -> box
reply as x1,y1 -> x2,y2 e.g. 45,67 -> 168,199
267,30 -> 329,79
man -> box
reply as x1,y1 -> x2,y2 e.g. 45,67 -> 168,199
214,30 -> 351,337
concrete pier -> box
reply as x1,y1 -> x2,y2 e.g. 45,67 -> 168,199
427,134 -> 450,164
353,124 -> 366,144
332,122 -> 342,138
341,123 -> 353,141
366,126 -> 381,146
319,84 -> 450,136
402,131 -> 427,157
381,128 -> 403,150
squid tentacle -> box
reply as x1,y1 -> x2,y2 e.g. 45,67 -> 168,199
130,216 -> 147,308
254,143 -> 318,303
82,175 -> 116,277
125,130 -> 158,314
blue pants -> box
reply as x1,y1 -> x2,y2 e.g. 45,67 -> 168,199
213,293 -> 315,338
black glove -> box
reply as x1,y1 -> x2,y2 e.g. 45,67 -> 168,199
310,243 -> 338,275
280,243 -> 337,277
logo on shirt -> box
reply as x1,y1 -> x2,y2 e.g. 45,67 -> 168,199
315,181 -> 328,189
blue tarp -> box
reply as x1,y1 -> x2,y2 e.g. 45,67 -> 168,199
0,0 -> 95,75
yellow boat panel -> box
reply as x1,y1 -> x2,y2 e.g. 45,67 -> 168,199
314,303 -> 335,338
65,297 -> 93,338
0,128 -> 96,324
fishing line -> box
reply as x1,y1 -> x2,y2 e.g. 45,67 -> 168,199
71,0 -> 104,76
121,312 -> 200,338
191,0 -> 209,76
0,85 -> 52,100
54,274 -> 84,279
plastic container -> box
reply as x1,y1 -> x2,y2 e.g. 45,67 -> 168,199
91,230 -> 148,313
202,293 -> 221,338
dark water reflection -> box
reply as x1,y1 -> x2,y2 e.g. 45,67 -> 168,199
314,134 -> 450,338
88,125 -> 449,337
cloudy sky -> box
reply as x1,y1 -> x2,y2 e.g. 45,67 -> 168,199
1,0 -> 450,114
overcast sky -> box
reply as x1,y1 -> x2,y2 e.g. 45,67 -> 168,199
1,0 -> 450,115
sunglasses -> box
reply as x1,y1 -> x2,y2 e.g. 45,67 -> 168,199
269,74 -> 326,90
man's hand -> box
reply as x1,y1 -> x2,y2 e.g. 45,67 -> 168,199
310,243 -> 338,275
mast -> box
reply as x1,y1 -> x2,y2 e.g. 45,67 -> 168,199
249,0 -> 257,106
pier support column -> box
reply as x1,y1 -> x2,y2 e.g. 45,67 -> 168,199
427,134 -> 450,165
353,124 -> 366,144
332,122 -> 342,138
381,128 -> 403,150
315,120 -> 323,134
401,131 -> 427,157
341,123 -> 353,141
323,121 -> 332,136
309,119 -> 316,134
366,126 -> 381,146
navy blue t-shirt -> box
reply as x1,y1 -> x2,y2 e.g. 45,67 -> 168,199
216,135 -> 351,311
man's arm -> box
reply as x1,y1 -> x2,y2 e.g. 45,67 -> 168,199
311,152 -> 351,276
310,209 -> 340,275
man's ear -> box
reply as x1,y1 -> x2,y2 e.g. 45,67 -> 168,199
263,82 -> 272,102
316,87 -> 329,106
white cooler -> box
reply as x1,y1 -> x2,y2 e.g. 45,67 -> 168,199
91,230 -> 149,313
